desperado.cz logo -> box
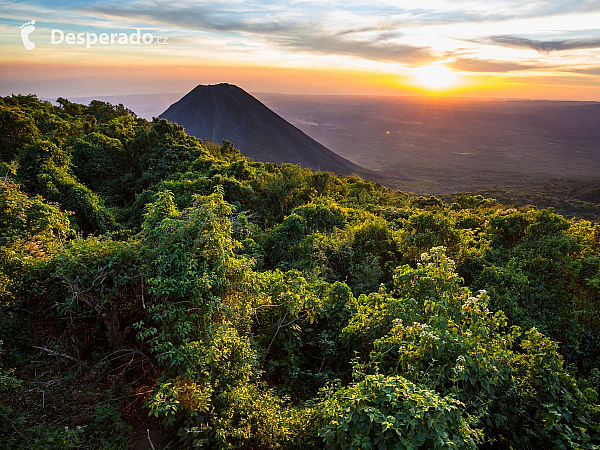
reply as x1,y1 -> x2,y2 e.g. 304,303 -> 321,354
20,20 -> 168,50
52,28 -> 169,48
20,20 -> 36,50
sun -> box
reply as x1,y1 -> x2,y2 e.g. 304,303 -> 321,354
412,64 -> 461,91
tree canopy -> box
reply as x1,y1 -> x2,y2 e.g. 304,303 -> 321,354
0,94 -> 599,449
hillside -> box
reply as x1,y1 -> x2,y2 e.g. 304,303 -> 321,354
0,94 -> 599,449
160,84 -> 399,184
56,91 -> 600,219
258,94 -> 600,217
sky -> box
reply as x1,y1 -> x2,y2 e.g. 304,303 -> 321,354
2,0 -> 600,100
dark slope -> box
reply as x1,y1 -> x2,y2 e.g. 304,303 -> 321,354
160,84 -> 402,183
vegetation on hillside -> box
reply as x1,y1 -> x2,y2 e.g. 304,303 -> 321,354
1,94 -> 599,449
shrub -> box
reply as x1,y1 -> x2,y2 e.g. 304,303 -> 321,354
319,374 -> 480,450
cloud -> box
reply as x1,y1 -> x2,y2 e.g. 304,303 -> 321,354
330,1 -> 600,27
85,1 -> 288,34
563,67 -> 600,76
486,35 -> 600,52
82,1 -> 435,63
450,57 -> 539,72
270,32 -> 433,64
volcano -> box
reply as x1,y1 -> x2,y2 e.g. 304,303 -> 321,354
160,83 -> 393,182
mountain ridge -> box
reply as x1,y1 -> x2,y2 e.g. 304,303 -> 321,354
159,83 -> 404,184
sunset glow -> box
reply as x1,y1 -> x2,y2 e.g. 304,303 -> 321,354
1,0 -> 600,100
411,65 -> 461,91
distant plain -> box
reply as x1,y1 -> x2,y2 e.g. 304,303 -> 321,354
259,94 -> 600,218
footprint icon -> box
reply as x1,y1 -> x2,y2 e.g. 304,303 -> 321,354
20,20 -> 36,50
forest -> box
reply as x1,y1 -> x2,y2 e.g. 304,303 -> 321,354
0,94 -> 599,449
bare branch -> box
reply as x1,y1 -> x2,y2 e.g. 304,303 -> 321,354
147,429 -> 156,450
33,346 -> 85,366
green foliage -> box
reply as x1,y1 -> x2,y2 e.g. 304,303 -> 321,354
17,140 -> 117,233
2,95 -> 600,449
471,208 -> 600,371
212,382 -> 316,450
0,176 -> 73,253
401,211 -> 465,262
84,99 -> 136,124
88,404 -> 132,449
49,236 -> 142,349
345,248 -> 598,448
0,103 -> 39,161
319,374 -> 481,450
69,132 -> 127,199
0,423 -> 86,450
